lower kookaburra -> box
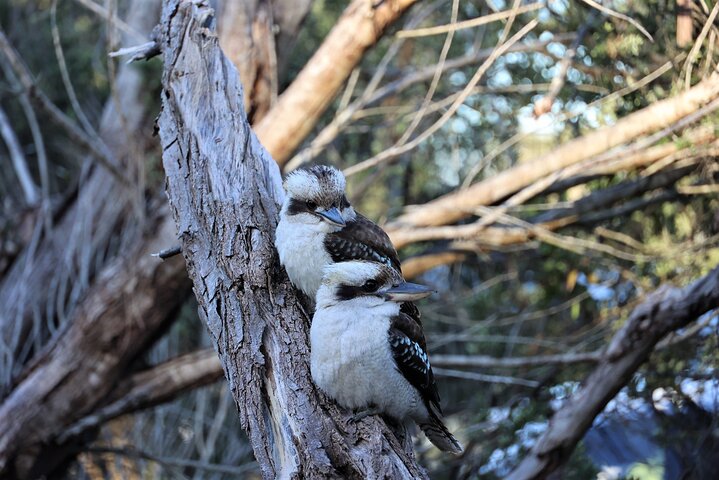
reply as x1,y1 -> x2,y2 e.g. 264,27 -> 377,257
312,260 -> 463,454
275,165 -> 403,300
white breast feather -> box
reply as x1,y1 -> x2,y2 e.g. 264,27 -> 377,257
275,218 -> 332,299
310,301 -> 426,421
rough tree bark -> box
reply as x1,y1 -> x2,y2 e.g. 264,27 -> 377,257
157,1 -> 427,477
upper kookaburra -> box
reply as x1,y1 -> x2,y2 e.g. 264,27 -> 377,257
275,165 -> 402,300
275,165 -> 462,454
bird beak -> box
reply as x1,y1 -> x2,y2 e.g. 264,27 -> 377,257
382,282 -> 435,302
316,207 -> 346,227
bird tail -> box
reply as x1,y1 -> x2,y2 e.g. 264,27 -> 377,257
418,409 -> 463,454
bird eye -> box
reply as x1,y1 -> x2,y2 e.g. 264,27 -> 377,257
362,279 -> 379,292
305,200 -> 317,210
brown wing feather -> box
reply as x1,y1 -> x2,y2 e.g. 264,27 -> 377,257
325,213 -> 402,272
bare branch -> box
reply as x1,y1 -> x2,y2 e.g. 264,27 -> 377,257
0,105 -> 39,205
0,29 -> 129,186
254,0 -> 420,166
389,159 -> 703,249
286,35 -> 578,171
533,12 -> 595,117
73,0 -> 146,42
402,251 -> 468,279
51,0 -> 98,137
395,0 -> 460,147
86,446 -> 257,476
344,19 -> 540,177
433,368 -> 539,387
683,1 -> 719,88
109,41 -> 161,62
396,2 -> 543,38
506,266 -> 719,479
388,75 -> 719,235
462,57 -> 676,189
60,349 -> 222,442
433,352 -> 602,369
151,244 -> 182,259
579,0 -> 653,41
0,55 -> 49,217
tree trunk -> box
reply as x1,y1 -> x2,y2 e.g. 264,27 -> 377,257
157,1 -> 426,477
218,0 -> 312,123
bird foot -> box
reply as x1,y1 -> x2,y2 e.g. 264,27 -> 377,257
350,407 -> 382,423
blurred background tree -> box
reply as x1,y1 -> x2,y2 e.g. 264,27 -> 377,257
0,0 -> 717,478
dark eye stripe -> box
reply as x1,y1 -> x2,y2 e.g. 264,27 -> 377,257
287,198 -> 309,216
336,284 -> 364,301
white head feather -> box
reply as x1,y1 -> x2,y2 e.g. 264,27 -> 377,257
284,165 -> 346,203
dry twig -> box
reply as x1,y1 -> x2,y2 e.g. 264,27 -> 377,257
0,106 -> 39,205
396,2 -> 543,38
344,19 -> 540,177
0,29 -> 129,185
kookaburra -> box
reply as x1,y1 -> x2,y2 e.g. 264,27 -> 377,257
275,165 -> 403,300
311,260 -> 463,454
